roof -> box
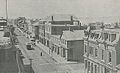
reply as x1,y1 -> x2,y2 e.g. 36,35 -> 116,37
32,22 -> 39,26
61,30 -> 84,41
46,14 -> 79,21
51,35 -> 61,38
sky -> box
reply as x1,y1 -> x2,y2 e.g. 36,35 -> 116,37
0,0 -> 120,19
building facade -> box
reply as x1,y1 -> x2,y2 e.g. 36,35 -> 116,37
38,14 -> 81,48
84,28 -> 120,73
49,30 -> 84,62
37,14 -> 85,62
60,30 -> 84,62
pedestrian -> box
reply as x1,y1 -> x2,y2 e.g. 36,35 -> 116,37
41,52 -> 42,56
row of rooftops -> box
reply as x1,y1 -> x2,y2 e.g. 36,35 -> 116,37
84,28 -> 120,46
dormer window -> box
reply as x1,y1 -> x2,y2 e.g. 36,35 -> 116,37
111,34 -> 116,42
95,34 -> 99,39
104,33 -> 108,40
101,33 -> 104,40
90,33 -> 94,39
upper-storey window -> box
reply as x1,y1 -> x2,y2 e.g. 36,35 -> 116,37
95,34 -> 99,39
90,33 -> 94,39
100,32 -> 104,40
84,45 -> 87,53
102,49 -> 104,60
90,47 -> 94,55
111,34 -> 116,42
109,34 -> 111,41
104,33 -> 108,40
95,48 -> 98,57
108,51 -> 112,62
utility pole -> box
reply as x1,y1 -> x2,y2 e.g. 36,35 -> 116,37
6,0 -> 8,24
29,58 -> 33,73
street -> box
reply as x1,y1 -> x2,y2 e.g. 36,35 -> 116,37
14,27 -> 85,73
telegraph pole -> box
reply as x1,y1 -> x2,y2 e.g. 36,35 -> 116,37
6,0 -> 8,23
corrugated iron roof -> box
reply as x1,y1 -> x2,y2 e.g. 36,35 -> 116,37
61,30 -> 84,41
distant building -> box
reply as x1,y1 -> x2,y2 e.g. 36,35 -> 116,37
39,14 -> 81,47
84,28 -> 120,73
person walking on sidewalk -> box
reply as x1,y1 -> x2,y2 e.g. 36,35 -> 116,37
40,52 -> 42,56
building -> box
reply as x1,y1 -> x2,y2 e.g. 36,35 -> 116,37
39,14 -> 81,48
49,30 -> 84,62
60,30 -> 84,62
31,22 -> 40,39
84,27 -> 120,73
37,14 -> 85,62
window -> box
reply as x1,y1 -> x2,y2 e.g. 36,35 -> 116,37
95,34 -> 99,39
94,65 -> 97,73
111,34 -> 116,42
105,67 -> 110,73
84,45 -> 87,53
85,60 -> 87,69
88,61 -> 90,72
101,33 -> 104,40
109,51 -> 112,62
90,47 -> 93,55
104,33 -> 108,40
57,48 -> 59,55
102,50 -> 104,60
109,34 -> 111,41
91,63 -> 93,73
95,48 -> 98,57
90,33 -> 94,39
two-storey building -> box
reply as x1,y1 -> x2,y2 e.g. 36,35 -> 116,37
84,27 -> 120,73
50,30 -> 84,62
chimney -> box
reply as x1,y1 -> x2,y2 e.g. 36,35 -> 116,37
71,16 -> 73,21
71,16 -> 73,25
51,16 -> 54,21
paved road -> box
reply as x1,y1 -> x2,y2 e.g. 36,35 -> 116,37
14,27 -> 85,73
